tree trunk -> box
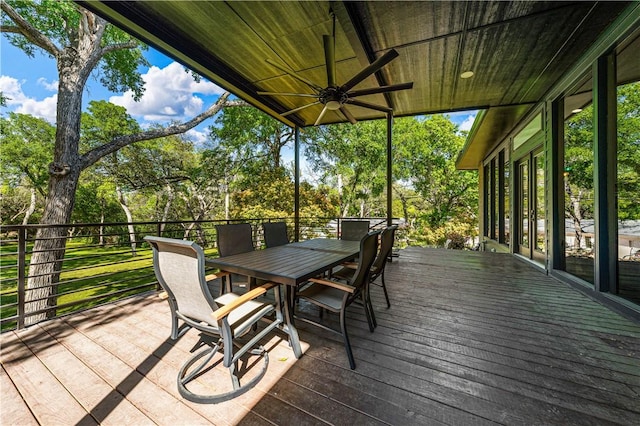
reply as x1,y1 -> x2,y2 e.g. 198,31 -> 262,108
99,199 -> 105,246
183,221 -> 195,240
8,2 -> 234,326
24,39 -> 90,324
26,168 -> 81,324
116,185 -> 137,255
224,185 -> 231,220
21,187 -> 37,225
564,178 -> 583,250
159,184 -> 175,236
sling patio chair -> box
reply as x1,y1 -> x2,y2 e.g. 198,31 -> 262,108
215,223 -> 256,293
295,230 -> 380,370
145,236 -> 284,403
340,220 -> 370,241
333,224 -> 398,312
262,221 -> 290,248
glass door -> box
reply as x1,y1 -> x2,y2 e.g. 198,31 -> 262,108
533,151 -> 546,263
518,159 -> 530,257
517,150 -> 546,263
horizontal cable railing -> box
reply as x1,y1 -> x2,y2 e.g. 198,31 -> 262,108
0,217 -> 400,331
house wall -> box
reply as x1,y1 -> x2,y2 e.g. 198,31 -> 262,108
477,6 -> 640,318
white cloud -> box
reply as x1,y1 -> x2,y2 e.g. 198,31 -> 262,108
185,128 -> 209,146
1,75 -> 28,104
37,77 -> 58,92
0,75 -> 57,123
110,62 -> 225,122
459,114 -> 476,132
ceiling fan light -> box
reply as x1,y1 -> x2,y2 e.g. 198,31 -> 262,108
326,100 -> 341,110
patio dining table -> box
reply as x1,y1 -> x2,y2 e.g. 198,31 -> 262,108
206,238 -> 360,359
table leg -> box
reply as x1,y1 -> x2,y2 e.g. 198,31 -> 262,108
281,285 -> 302,359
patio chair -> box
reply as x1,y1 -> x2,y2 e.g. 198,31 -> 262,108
215,223 -> 255,293
295,230 -> 380,370
263,221 -> 289,248
340,220 -> 370,241
334,225 -> 398,311
145,236 -> 283,403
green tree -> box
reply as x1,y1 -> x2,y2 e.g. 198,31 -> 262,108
394,115 -> 477,229
1,0 -> 234,323
0,113 -> 55,224
564,106 -> 595,249
617,82 -> 640,222
303,120 -> 387,217
208,107 -> 295,217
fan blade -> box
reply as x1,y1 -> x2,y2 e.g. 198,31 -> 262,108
347,82 -> 413,98
346,99 -> 392,113
257,91 -> 319,98
340,105 -> 357,124
266,58 -> 323,92
314,105 -> 329,126
281,101 -> 321,117
341,49 -> 400,92
323,35 -> 336,87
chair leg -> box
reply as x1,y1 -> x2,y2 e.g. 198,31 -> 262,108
381,270 -> 391,308
177,336 -> 269,403
340,307 -> 356,370
363,290 -> 376,331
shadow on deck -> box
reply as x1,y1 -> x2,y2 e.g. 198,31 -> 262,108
2,247 -> 639,425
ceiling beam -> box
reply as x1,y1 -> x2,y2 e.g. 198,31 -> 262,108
332,1 -> 394,109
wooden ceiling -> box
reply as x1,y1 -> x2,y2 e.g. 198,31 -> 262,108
78,1 -> 630,129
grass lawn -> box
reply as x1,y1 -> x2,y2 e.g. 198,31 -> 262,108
0,240 -> 220,330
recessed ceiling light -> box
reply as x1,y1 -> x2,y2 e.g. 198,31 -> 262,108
460,71 -> 474,79
572,108 -> 583,113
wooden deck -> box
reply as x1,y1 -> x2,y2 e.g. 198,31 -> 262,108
2,247 -> 639,425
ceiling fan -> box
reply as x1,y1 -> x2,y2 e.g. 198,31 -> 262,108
258,13 -> 413,126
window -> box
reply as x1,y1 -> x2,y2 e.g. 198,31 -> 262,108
504,154 -> 510,246
561,70 -> 595,284
484,150 -> 510,246
616,31 -> 640,304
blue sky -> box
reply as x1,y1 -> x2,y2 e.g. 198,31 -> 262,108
0,38 -> 225,144
1,34 -> 476,148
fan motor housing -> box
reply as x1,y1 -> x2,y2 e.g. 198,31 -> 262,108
319,87 -> 348,108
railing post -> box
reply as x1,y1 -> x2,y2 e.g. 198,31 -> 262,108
17,227 -> 26,330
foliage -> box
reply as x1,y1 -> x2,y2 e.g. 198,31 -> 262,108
0,113 -> 55,224
2,0 -> 148,100
0,112 -> 54,194
564,81 -> 640,225
209,106 -> 294,171
617,82 -> 640,222
302,120 -> 387,217
564,105 -> 595,221
394,115 -> 478,228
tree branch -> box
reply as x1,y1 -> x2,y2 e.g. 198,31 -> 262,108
1,2 -> 61,57
100,40 -> 139,56
79,92 -> 233,170
0,25 -> 22,34
223,99 -> 251,107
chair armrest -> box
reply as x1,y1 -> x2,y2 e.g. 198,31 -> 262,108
205,271 -> 230,282
308,277 -> 355,294
340,262 -> 358,270
211,282 -> 278,322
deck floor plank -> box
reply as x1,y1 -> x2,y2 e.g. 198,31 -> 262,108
2,247 -> 639,425
0,364 -> 38,425
0,329 -> 97,425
